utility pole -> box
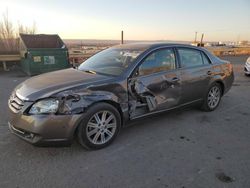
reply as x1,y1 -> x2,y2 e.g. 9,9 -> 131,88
194,31 -> 197,43
200,33 -> 204,46
121,30 -> 124,44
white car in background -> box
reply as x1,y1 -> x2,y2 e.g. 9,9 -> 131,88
245,57 -> 250,76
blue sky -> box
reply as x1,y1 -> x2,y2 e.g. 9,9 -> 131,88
0,0 -> 249,41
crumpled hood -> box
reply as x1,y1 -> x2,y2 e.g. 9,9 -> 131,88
15,68 -> 112,101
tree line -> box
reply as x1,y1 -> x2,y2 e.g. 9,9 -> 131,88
0,9 -> 36,54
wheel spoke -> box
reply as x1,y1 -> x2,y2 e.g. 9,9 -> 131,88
94,114 -> 101,124
105,114 -> 114,124
87,122 -> 99,128
100,133 -> 106,143
93,131 -> 101,143
106,123 -> 116,129
211,88 -> 214,93
87,128 -> 99,137
214,87 -> 219,94
105,130 -> 113,137
212,101 -> 215,106
208,101 -> 212,107
101,111 -> 108,122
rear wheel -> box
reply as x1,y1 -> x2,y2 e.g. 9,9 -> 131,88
77,103 -> 121,150
201,83 -> 222,111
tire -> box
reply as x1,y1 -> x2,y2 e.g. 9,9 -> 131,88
201,83 -> 222,112
77,102 -> 121,150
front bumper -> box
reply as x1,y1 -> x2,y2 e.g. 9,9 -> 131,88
8,108 -> 82,145
244,64 -> 250,75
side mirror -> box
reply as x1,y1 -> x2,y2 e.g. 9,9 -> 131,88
134,69 -> 139,77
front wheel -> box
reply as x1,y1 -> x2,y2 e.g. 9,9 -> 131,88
77,103 -> 121,150
201,83 -> 222,111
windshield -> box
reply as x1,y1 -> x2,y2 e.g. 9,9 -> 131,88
78,48 -> 143,76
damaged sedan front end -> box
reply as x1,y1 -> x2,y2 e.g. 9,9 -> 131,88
8,84 -> 129,145
8,47 -> 139,147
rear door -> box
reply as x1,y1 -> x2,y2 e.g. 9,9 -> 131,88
176,47 -> 212,103
128,47 -> 182,118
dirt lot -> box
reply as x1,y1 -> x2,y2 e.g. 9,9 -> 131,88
0,55 -> 249,188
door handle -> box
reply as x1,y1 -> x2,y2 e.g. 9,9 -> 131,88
207,71 -> 212,75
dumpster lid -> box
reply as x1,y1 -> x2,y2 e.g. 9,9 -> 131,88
20,34 -> 66,49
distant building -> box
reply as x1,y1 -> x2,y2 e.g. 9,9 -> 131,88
238,41 -> 249,46
204,42 -> 227,47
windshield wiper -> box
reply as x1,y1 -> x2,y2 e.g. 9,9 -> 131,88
81,69 -> 115,77
82,70 -> 96,74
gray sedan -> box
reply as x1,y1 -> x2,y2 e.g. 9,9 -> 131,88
8,43 -> 234,149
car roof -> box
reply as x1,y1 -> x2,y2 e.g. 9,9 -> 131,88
111,42 -> 201,51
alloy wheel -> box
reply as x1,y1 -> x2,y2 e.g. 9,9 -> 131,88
207,86 -> 221,109
86,111 -> 117,145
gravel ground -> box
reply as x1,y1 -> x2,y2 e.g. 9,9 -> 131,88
0,55 -> 249,188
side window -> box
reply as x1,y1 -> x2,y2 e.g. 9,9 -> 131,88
201,52 -> 211,65
178,48 -> 203,68
138,48 -> 176,76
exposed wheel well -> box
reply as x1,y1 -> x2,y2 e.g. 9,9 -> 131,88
215,81 -> 225,95
99,100 -> 124,123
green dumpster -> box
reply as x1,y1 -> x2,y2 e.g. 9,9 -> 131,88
20,34 -> 70,75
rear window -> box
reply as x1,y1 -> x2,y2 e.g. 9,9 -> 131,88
177,48 -> 203,68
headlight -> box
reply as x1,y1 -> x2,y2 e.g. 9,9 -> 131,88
29,98 -> 59,114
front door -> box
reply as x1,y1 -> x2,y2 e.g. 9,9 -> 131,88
128,48 -> 181,119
